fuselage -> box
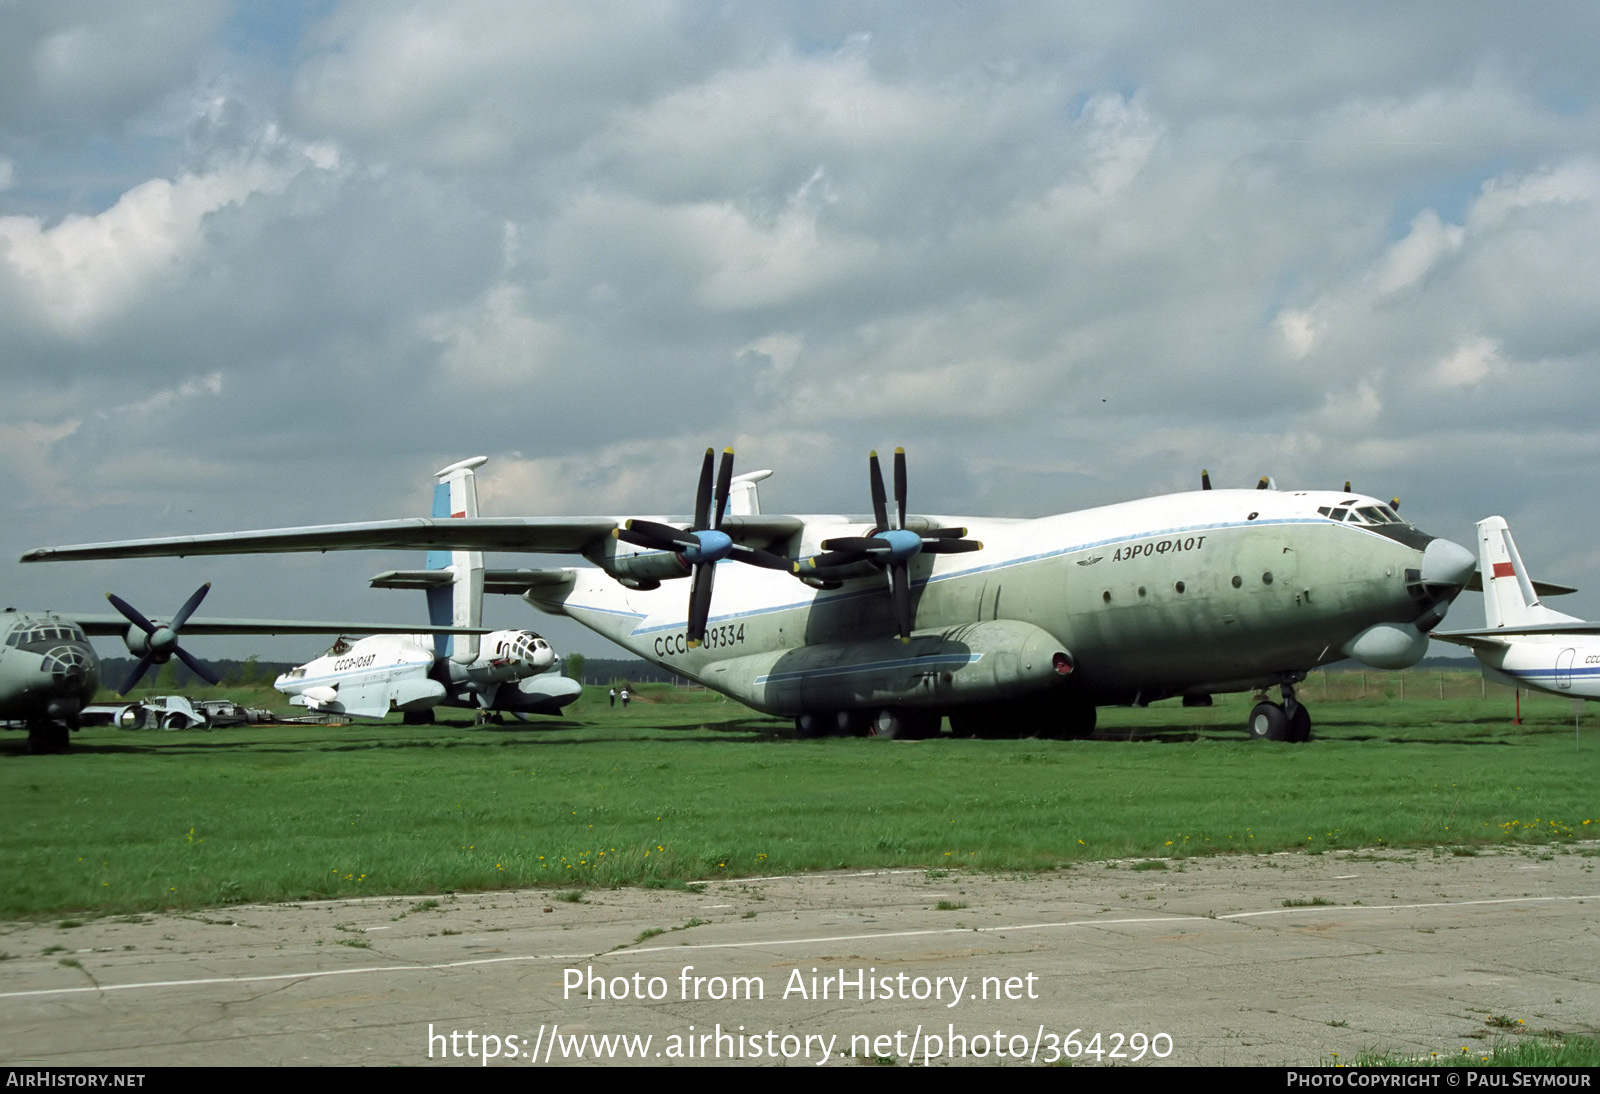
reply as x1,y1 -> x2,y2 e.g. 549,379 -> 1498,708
0,611 -> 100,724
1471,636 -> 1600,699
274,629 -> 572,718
528,488 -> 1464,716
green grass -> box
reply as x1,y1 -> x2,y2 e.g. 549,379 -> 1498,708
1,674 -> 1595,917
1330,1035 -> 1600,1067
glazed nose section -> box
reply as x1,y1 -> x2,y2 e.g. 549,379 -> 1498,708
1421,537 -> 1476,589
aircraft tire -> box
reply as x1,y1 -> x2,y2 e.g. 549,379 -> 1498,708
871,708 -> 938,740
833,710 -> 868,737
795,713 -> 826,739
871,708 -> 906,739
1286,704 -> 1312,743
1247,702 -> 1290,742
1059,699 -> 1097,739
946,708 -> 979,738
25,722 -> 71,754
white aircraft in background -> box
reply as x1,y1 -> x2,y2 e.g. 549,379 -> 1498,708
273,458 -> 581,723
0,585 -> 484,753
1432,516 -> 1598,698
24,449 -> 1478,743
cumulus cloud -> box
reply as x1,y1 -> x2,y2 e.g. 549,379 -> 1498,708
0,140 -> 334,338
8,3 -> 1600,644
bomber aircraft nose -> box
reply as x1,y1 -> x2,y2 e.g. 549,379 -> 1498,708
1420,536 -> 1476,589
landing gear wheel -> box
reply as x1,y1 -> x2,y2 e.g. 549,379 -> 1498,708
26,722 -> 71,754
832,710 -> 868,737
795,713 -> 825,739
1247,701 -> 1290,741
871,708 -> 907,739
1049,698 -> 1097,740
871,708 -> 937,740
1286,703 -> 1312,743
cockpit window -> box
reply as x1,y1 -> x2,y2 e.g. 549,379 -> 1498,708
1318,503 -> 1410,529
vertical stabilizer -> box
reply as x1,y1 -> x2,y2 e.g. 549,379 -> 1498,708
729,469 -> 772,516
1478,516 -> 1578,629
429,457 -> 488,662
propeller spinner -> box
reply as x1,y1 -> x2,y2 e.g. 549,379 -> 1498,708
107,583 -> 222,695
795,448 -> 981,642
613,448 -> 789,647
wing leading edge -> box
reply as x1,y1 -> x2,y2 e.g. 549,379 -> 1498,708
22,515 -> 805,563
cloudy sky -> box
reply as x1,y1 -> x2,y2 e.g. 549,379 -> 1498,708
4,1 -> 1599,659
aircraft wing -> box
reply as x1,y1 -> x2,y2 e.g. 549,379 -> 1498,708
63,615 -> 488,637
23,515 -> 805,563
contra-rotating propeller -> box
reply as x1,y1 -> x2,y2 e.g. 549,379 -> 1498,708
613,448 -> 790,648
107,583 -> 222,695
794,448 -> 982,642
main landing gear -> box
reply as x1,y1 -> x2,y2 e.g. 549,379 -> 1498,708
795,709 -> 939,739
1247,682 -> 1311,743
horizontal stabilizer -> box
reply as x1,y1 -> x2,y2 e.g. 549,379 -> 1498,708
1435,621 -> 1600,638
1464,573 -> 1576,597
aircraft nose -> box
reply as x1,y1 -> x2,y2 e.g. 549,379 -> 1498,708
1420,537 -> 1476,589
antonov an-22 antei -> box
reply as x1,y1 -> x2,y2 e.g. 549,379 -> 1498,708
22,449 -> 1477,742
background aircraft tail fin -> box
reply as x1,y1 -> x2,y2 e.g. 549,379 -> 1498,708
729,469 -> 772,516
429,457 -> 488,662
1479,515 -> 1578,629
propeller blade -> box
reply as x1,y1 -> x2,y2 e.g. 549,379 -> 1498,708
795,550 -> 864,573
868,450 -> 890,533
106,593 -> 157,636
1256,476 -> 1270,490
730,544 -> 793,570
686,563 -> 716,647
616,519 -> 696,552
1343,480 -> 1352,493
175,646 -> 221,687
893,447 -> 908,530
921,537 -> 983,554
1201,469 -> 1212,491
169,582 -> 211,630
119,655 -> 158,696
692,448 -> 715,531
819,536 -> 889,553
1391,497 -> 1401,511
712,447 -> 735,530
889,563 -> 912,642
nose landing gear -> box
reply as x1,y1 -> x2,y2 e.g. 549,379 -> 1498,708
1247,681 -> 1311,742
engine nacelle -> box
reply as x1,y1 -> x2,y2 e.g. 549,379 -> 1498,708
706,619 -> 1073,716
583,537 -> 692,585
1341,621 -> 1428,670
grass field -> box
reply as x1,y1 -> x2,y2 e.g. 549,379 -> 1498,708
1,670 -> 1595,918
